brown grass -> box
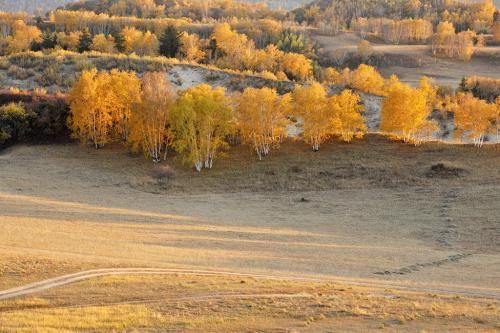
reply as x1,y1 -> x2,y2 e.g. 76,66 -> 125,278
0,137 -> 498,332
0,274 -> 498,332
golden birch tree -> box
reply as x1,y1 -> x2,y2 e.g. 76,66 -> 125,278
292,82 -> 330,151
235,87 -> 291,159
329,90 -> 367,142
449,92 -> 497,147
68,69 -> 113,148
170,84 -> 233,171
128,72 -> 177,162
108,70 -> 142,141
68,69 -> 141,148
380,81 -> 436,144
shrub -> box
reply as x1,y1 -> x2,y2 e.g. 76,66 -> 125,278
0,103 -> 32,145
35,63 -> 63,86
7,65 -> 35,80
0,90 -> 70,145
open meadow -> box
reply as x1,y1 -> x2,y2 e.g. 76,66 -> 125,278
0,136 -> 499,332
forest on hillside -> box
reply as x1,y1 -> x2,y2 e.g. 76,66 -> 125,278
0,0 -> 312,14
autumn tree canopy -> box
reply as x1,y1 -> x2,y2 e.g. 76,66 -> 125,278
128,72 -> 177,162
293,82 -> 330,151
329,90 -> 367,142
447,92 -> 497,146
380,80 -> 437,144
68,69 -> 141,148
170,84 -> 233,171
235,87 -> 291,159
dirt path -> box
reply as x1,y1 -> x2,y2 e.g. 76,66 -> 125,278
1,268 -> 499,301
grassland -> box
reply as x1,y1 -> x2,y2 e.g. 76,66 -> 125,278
0,136 -> 499,331
1,273 -> 499,332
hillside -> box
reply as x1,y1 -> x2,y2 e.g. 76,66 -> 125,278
0,0 -> 314,13
0,0 -> 74,14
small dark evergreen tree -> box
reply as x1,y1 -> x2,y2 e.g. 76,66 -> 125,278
208,38 -> 218,60
41,31 -> 57,50
78,28 -> 92,53
159,25 -> 183,58
110,27 -> 126,53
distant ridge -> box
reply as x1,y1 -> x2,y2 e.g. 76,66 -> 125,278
0,0 -> 496,14
0,0 -> 75,14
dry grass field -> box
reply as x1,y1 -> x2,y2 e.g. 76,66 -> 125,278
0,136 -> 499,331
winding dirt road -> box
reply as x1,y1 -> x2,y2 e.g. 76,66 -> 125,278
1,268 -> 499,302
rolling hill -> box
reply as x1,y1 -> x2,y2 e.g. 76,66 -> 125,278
0,0 -> 315,14
0,0 -> 75,13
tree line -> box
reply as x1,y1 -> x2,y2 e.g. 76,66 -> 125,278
67,69 -> 365,170
65,69 -> 500,172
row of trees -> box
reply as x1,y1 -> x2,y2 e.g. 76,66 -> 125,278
352,17 -> 434,44
69,69 -> 500,171
65,0 -> 282,21
299,0 -> 497,35
210,23 -> 312,80
0,20 -> 42,55
68,69 -> 366,169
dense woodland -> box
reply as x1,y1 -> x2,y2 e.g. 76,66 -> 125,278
0,0 -> 499,171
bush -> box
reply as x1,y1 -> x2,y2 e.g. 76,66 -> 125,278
0,90 -> 70,146
0,103 -> 33,145
35,63 -> 63,86
152,165 -> 176,180
7,65 -> 35,80
26,96 -> 70,140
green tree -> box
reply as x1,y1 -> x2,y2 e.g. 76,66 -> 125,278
111,28 -> 126,53
159,25 -> 183,58
42,31 -> 57,49
78,28 -> 92,53
0,103 -> 32,145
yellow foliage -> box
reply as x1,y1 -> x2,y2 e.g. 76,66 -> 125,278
418,76 -> 438,109
329,90 -> 367,142
128,72 -> 177,162
56,31 -> 81,52
322,67 -> 342,85
380,80 -> 437,144
448,92 -> 497,146
122,27 -> 159,56
293,82 -> 330,151
7,20 -> 41,53
68,69 -> 141,148
294,83 -> 367,149
236,87 -> 291,159
170,84 -> 233,171
179,32 -> 205,62
212,23 -> 254,70
91,34 -> 116,53
280,52 -> 312,81
350,64 -> 385,96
